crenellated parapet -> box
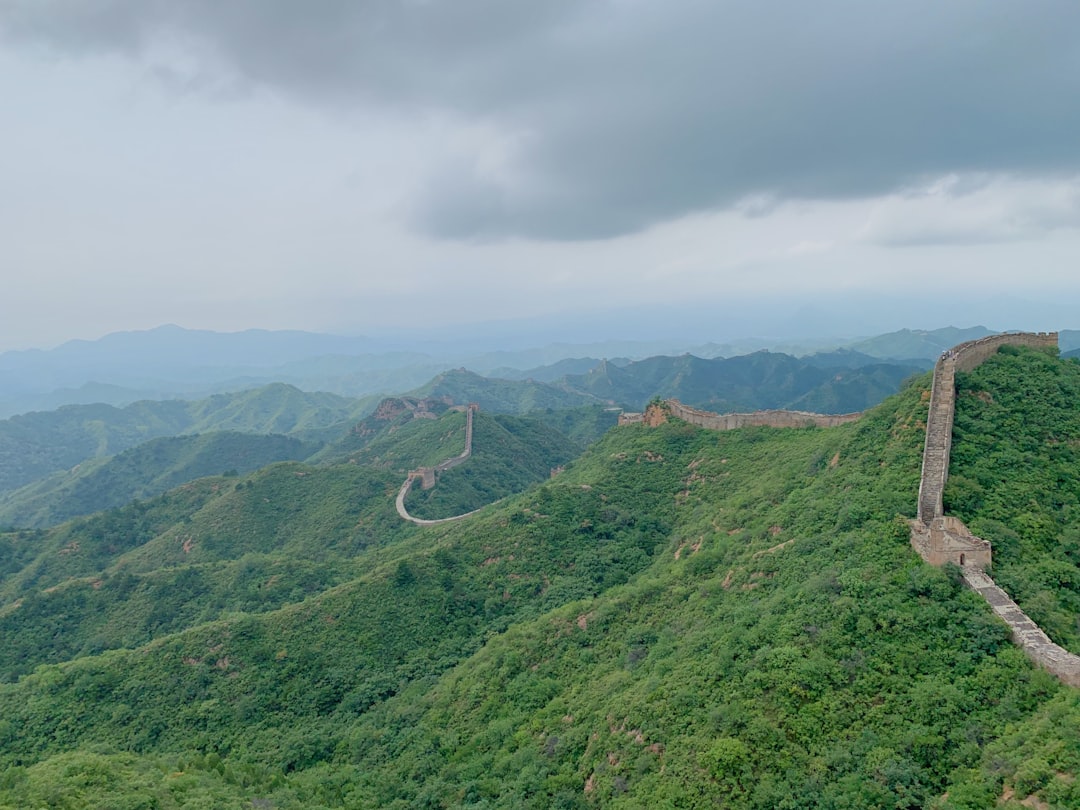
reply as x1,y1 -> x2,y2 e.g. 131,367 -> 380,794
951,331 -> 1057,373
620,399 -> 861,430
668,399 -> 861,430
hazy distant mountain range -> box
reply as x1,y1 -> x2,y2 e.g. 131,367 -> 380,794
0,333 -> 955,529
0,323 -> 1072,528
5,323 -> 1071,419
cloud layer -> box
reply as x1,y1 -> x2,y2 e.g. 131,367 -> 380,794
5,0 -> 1080,241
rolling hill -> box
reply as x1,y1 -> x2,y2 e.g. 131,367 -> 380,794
845,326 -> 997,361
0,345 -> 1076,807
401,411 -> 581,521
0,383 -> 375,496
0,431 -> 321,529
407,368 -> 603,413
560,351 -> 924,413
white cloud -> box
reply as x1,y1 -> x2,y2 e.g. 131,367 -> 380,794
859,174 -> 1080,246
2,4 -> 1080,351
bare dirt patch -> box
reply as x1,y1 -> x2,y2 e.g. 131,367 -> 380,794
753,539 -> 795,558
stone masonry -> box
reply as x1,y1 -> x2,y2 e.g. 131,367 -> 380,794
397,404 -> 485,525
910,331 -> 1080,687
619,400 -> 861,429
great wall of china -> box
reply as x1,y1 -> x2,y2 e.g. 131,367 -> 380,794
393,338 -> 1080,685
619,401 -> 861,429
395,404 -> 487,526
623,336 -> 1079,688
909,331 -> 1080,687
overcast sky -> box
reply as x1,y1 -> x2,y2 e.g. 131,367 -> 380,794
2,1 -> 1080,351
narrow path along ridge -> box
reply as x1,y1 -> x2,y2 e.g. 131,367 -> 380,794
910,331 -> 1080,687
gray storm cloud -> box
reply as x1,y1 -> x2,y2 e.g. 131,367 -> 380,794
4,0 -> 1079,240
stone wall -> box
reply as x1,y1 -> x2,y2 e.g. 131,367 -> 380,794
398,404 -> 483,524
668,400 -> 861,430
620,400 -> 860,430
434,404 -> 476,474
917,360 -> 957,523
963,567 -> 1080,688
909,516 -> 992,568
951,331 -> 1057,372
909,330 -> 1080,688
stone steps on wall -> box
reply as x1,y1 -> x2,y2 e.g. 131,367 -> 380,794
918,361 -> 954,523
962,566 -> 1080,688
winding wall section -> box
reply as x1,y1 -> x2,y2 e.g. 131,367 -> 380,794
910,331 -> 1080,687
396,404 -> 486,526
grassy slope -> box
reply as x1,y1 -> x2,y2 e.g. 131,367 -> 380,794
341,409 -> 472,471
0,355 -> 1078,807
0,431 -> 321,529
0,462 -> 409,680
0,384 -> 372,495
562,352 -> 920,414
342,385 -> 1032,808
409,369 -> 602,414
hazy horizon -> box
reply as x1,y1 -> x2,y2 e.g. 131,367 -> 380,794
5,292 -> 1078,357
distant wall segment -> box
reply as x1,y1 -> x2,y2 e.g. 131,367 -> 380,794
397,404 -> 485,525
619,400 -> 860,430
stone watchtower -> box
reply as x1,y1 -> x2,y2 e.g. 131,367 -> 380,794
910,332 -> 1058,569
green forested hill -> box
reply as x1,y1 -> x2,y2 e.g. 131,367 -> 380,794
403,412 -> 581,520
0,350 -> 1078,808
324,406 -> 583,520
0,431 -> 320,529
0,383 -> 375,495
846,326 -> 997,360
0,462 -> 409,680
316,399 -> 466,469
408,368 -> 603,413
786,362 -> 925,414
318,396 -> 619,465
560,351 -> 922,413
946,347 -> 1080,655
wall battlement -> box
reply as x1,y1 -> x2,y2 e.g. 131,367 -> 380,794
951,331 -> 1057,373
619,400 -> 861,430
